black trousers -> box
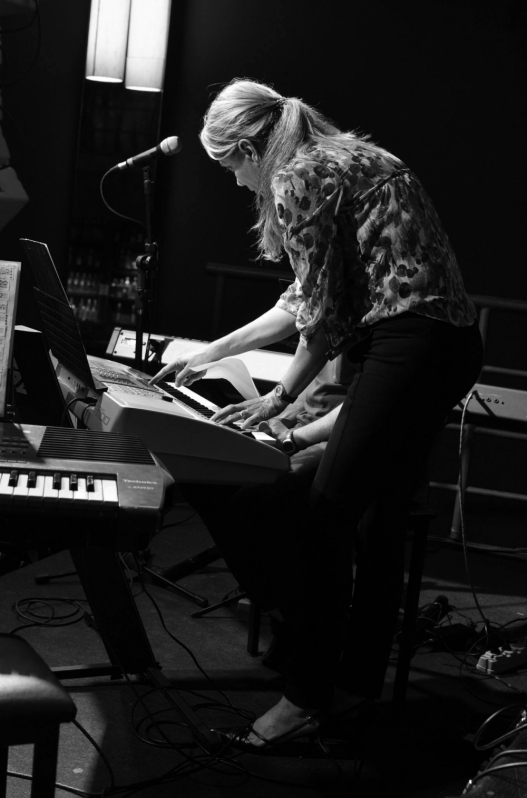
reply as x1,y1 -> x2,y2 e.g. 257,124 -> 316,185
181,314 -> 483,709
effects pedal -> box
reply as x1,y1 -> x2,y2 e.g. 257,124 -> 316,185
476,643 -> 527,674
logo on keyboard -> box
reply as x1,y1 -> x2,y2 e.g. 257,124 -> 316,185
94,406 -> 111,426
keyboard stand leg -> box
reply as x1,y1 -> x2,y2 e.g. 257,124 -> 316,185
52,549 -> 222,752
69,548 -> 158,674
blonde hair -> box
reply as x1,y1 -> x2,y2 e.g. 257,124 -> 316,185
200,79 -> 372,261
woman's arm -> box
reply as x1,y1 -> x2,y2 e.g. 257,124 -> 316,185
211,329 -> 329,427
259,403 -> 342,448
149,306 -> 297,386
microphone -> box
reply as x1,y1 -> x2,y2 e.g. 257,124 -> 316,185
113,136 -> 181,171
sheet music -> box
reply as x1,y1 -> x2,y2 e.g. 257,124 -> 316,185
0,261 -> 21,418
187,358 -> 260,400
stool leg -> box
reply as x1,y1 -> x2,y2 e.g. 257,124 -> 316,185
31,726 -> 60,798
247,602 -> 261,656
392,519 -> 429,712
0,746 -> 7,798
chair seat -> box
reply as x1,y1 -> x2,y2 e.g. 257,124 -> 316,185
0,634 -> 76,747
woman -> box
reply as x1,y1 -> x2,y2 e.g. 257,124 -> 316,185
151,79 -> 482,750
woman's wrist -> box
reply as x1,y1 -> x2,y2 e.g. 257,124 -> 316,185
289,425 -> 308,451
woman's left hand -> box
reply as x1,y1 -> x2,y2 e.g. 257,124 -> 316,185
211,390 -> 288,428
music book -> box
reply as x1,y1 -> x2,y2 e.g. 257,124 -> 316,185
0,260 -> 21,419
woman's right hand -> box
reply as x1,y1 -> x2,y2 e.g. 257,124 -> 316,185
148,351 -> 210,387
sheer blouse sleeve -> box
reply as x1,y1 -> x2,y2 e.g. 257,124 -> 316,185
273,159 -> 355,351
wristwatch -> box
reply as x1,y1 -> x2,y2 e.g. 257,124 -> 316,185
281,430 -> 298,455
274,381 -> 298,404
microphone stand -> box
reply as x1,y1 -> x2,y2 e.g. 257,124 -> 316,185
134,164 -> 157,372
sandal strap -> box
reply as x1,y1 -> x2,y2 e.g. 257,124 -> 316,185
245,725 -> 272,746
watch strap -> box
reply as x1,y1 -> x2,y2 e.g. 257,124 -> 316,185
282,429 -> 298,455
275,381 -> 298,404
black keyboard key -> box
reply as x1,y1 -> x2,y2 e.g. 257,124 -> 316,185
158,381 -> 215,417
27,471 -> 37,488
8,470 -> 18,487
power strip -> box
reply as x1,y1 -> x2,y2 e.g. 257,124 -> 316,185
476,644 -> 527,674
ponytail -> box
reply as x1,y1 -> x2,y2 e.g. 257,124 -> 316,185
200,78 -> 371,261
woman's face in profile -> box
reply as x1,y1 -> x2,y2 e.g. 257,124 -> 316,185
219,145 -> 261,193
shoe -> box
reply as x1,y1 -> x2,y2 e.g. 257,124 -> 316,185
216,715 -> 321,755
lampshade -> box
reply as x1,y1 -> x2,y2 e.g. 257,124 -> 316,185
125,0 -> 171,92
85,0 -> 131,83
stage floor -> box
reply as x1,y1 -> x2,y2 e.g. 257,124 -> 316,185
1,492 -> 526,798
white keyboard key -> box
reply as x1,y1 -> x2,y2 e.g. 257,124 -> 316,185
27,474 -> 45,504
102,479 -> 118,505
73,476 -> 89,504
88,478 -> 104,503
12,473 -> 29,503
59,476 -> 74,503
43,475 -> 59,502
0,472 -> 13,500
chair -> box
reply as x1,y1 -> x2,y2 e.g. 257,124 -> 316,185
0,634 -> 77,798
244,503 -> 435,713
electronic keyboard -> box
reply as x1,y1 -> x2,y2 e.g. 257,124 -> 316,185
0,422 -> 175,550
55,355 -> 290,485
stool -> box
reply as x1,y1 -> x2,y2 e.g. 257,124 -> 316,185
245,503 -> 435,712
0,634 -> 77,798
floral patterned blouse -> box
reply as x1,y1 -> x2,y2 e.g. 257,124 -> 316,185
274,141 -> 476,357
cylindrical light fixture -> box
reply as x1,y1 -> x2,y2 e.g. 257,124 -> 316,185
125,0 -> 172,92
85,0 -> 132,83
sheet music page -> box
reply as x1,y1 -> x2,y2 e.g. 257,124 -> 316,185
0,261 -> 21,419
188,358 -> 261,400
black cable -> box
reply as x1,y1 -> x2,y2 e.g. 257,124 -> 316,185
99,169 -> 146,230
11,596 -> 86,630
457,391 -> 492,643
62,396 -> 81,427
72,718 -> 116,793
133,554 -> 239,711
472,704 -> 527,751
160,511 -> 196,529
467,760 -> 527,786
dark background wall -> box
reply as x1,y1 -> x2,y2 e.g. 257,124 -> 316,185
0,0 -> 91,326
1,0 -> 525,344
155,0 -> 526,347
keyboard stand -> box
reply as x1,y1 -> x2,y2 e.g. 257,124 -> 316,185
51,548 -> 222,752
